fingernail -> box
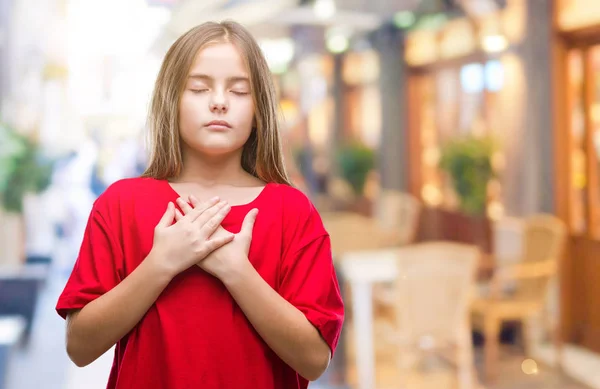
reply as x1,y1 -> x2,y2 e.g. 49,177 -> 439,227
212,196 -> 220,201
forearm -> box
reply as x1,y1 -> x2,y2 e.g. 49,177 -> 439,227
66,254 -> 172,367
222,264 -> 331,381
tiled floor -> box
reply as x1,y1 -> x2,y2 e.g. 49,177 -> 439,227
3,266 -> 593,389
330,347 -> 589,389
533,343 -> 600,389
4,269 -> 70,389
473,348 -> 589,389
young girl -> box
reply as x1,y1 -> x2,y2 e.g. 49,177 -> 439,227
56,20 -> 344,389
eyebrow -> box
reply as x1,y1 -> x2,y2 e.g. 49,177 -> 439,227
188,74 -> 250,83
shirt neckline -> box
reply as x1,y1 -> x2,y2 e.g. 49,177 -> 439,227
159,179 -> 272,211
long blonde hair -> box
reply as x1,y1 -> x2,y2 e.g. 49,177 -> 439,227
142,21 -> 291,185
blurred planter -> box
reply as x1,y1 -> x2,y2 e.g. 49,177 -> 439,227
417,206 -> 493,254
325,176 -> 373,217
0,210 -> 25,266
347,196 -> 373,217
0,123 -> 54,266
336,143 -> 375,217
337,143 -> 375,196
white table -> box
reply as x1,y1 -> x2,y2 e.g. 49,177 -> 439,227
0,315 -> 25,389
0,316 -> 25,346
339,249 -> 400,389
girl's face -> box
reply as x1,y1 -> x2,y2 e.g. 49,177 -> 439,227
179,43 -> 255,158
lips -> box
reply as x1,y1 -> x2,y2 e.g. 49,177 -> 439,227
206,120 -> 232,129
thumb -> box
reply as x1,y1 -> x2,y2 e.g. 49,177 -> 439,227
157,202 -> 175,228
241,208 -> 259,237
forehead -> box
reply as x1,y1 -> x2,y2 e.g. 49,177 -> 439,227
189,43 -> 248,78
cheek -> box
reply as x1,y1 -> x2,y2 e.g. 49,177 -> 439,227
179,97 -> 195,120
179,97 -> 204,130
238,100 -> 255,126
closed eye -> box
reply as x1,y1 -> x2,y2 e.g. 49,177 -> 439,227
190,89 -> 208,94
231,91 -> 249,95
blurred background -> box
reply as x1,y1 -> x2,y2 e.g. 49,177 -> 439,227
0,0 -> 598,388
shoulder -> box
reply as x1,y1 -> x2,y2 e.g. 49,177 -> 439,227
92,177 -> 157,215
267,183 -> 327,242
268,183 -> 319,218
101,177 -> 157,196
270,182 -> 312,204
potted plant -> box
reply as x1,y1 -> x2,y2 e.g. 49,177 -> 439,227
433,134 -> 497,252
336,143 -> 375,215
439,135 -> 496,216
0,122 -> 54,265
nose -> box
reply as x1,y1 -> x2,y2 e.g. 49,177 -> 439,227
209,92 -> 228,113
210,101 -> 228,113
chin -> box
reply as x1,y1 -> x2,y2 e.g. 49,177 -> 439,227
196,143 -> 244,157
181,133 -> 246,158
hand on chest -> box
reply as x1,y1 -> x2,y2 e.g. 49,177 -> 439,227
135,200 -> 280,279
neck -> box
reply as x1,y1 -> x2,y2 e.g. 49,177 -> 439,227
177,148 -> 250,186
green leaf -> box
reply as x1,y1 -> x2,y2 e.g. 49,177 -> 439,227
336,143 -> 375,196
0,122 -> 55,213
439,135 -> 497,215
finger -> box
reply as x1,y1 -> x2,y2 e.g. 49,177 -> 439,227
194,201 -> 228,226
189,194 -> 219,208
187,195 -> 220,222
176,197 -> 194,215
201,204 -> 232,235
157,202 -> 175,227
204,233 -> 235,253
241,208 -> 259,236
175,208 -> 184,221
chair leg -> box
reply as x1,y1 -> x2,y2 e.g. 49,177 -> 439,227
484,316 -> 500,382
397,349 -> 418,389
540,305 -> 563,371
522,317 -> 535,357
552,322 -> 563,371
457,324 -> 476,389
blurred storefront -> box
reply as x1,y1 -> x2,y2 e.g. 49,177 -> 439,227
405,18 -> 508,215
398,0 -> 600,367
403,1 -> 550,248
280,42 -> 384,207
401,0 -> 600,360
3,1 -> 600,388
554,0 -> 600,355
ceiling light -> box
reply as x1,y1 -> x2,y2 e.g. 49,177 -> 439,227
260,38 -> 295,74
314,0 -> 336,20
326,34 -> 349,54
482,34 -> 508,53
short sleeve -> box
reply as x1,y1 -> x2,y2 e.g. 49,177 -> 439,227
278,233 -> 344,355
55,200 -> 124,319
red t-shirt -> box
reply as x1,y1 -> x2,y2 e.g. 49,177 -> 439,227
56,177 -> 344,389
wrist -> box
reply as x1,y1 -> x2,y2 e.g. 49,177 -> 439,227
144,250 -> 177,282
220,257 -> 254,287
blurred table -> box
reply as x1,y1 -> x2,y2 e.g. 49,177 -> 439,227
339,246 -> 494,389
0,315 -> 25,389
339,249 -> 398,389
